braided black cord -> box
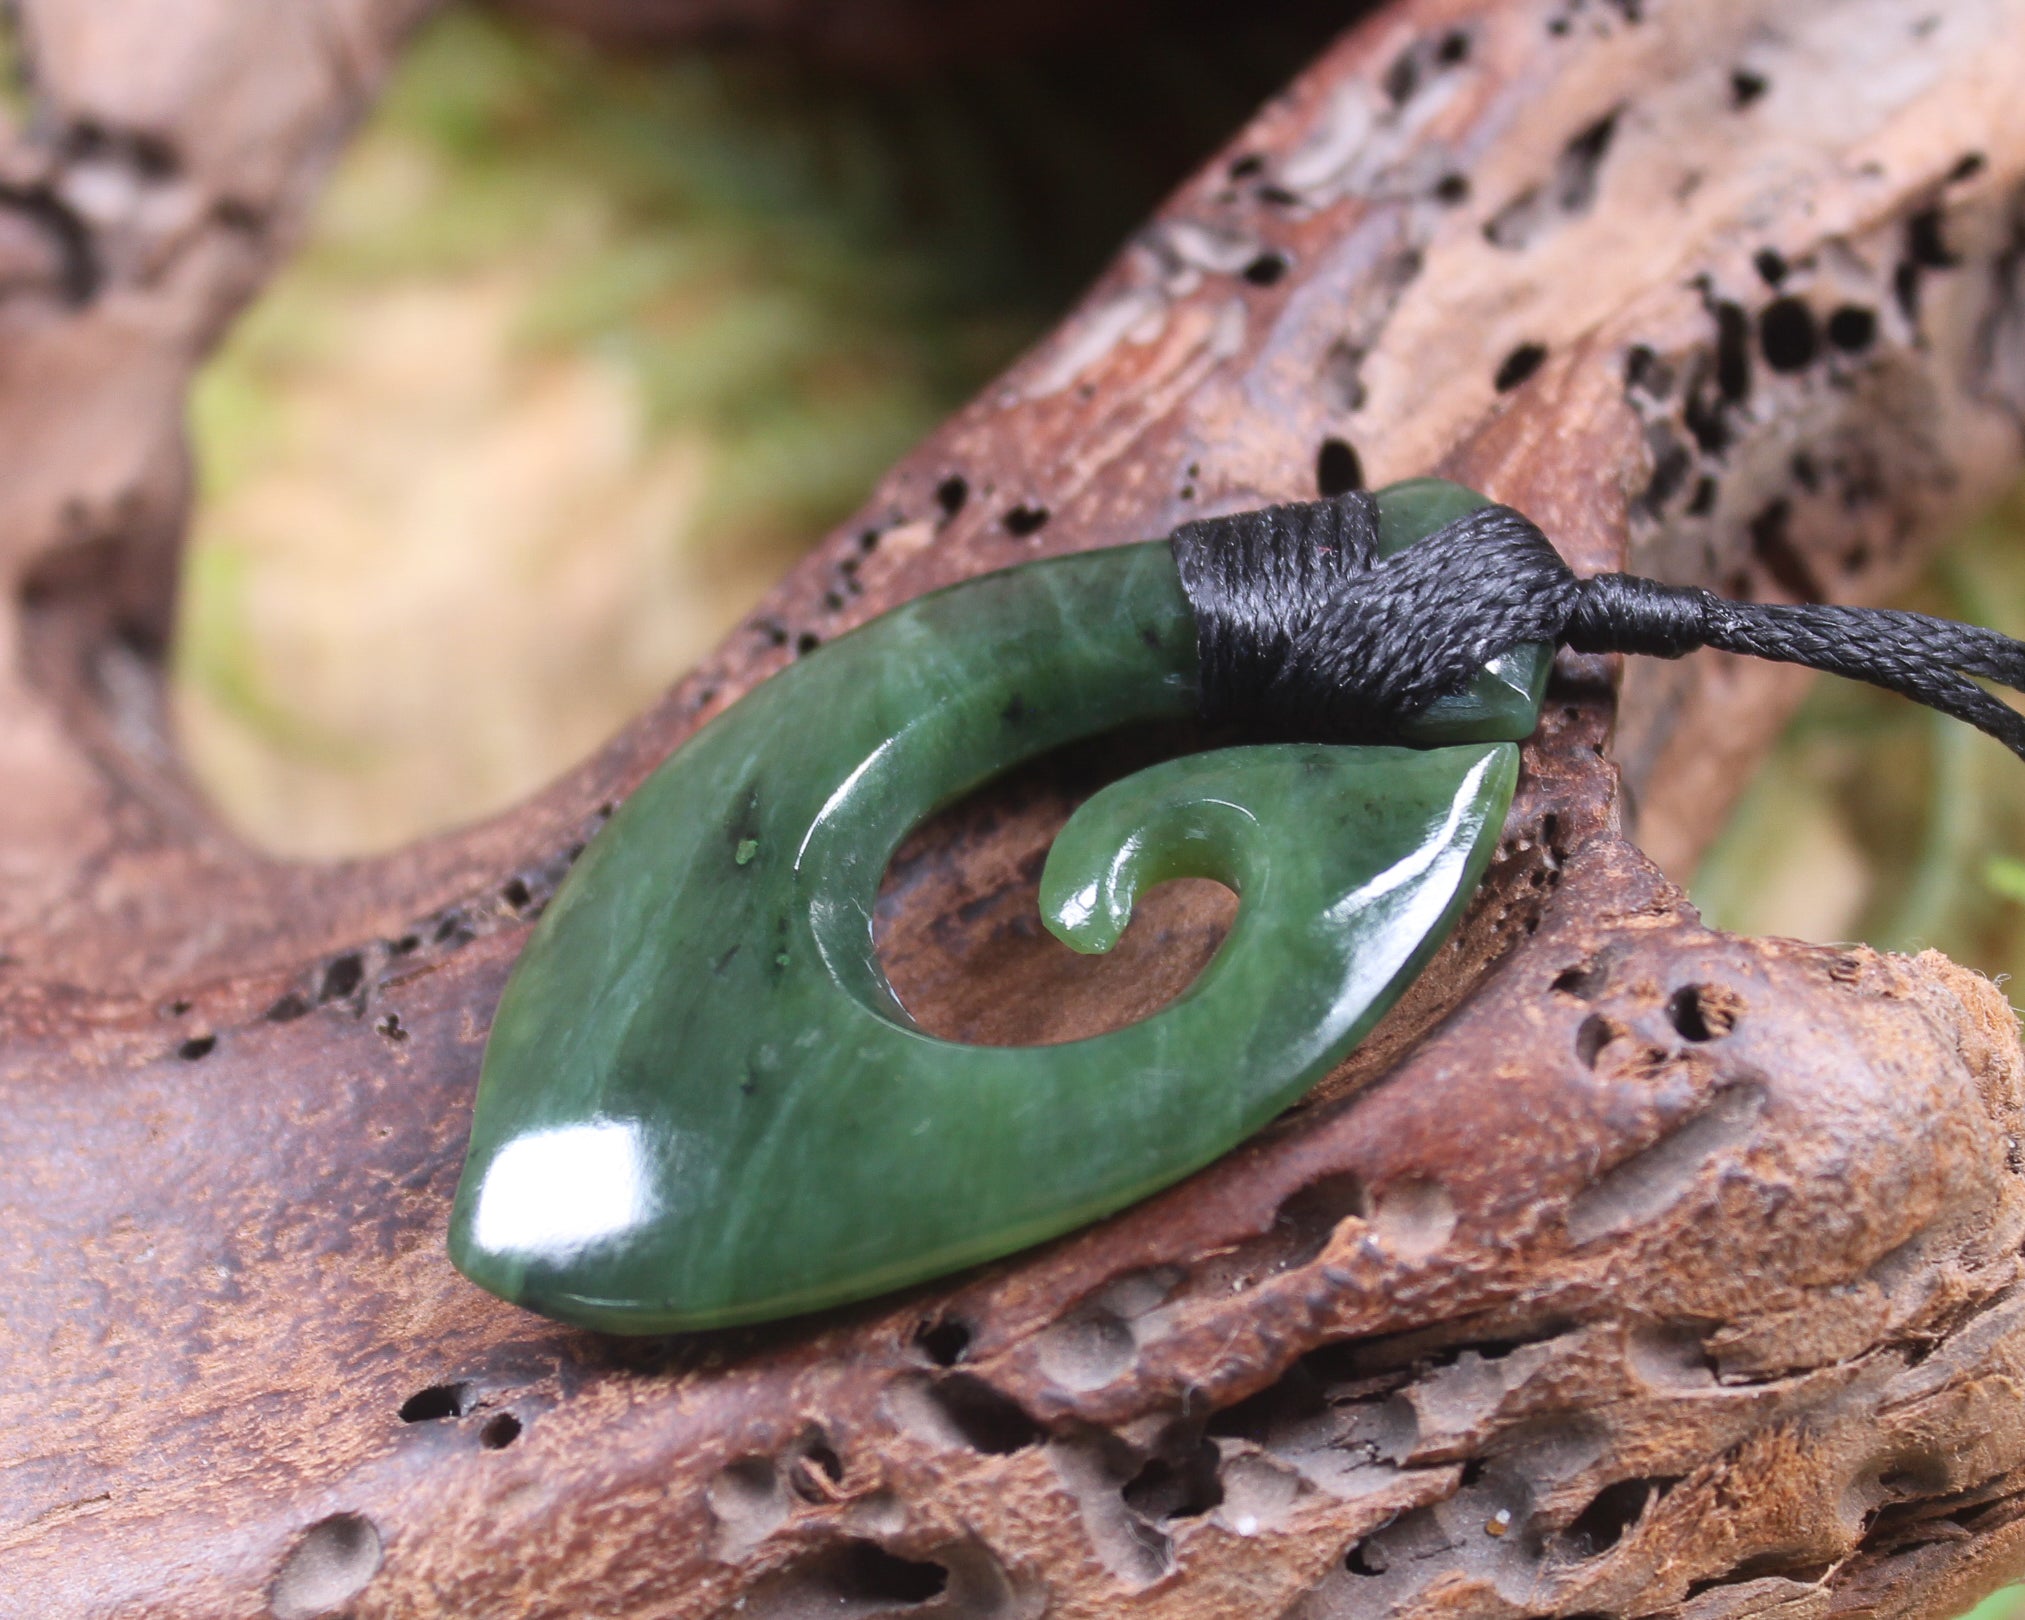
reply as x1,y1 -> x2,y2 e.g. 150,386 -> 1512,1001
1170,492 -> 2025,758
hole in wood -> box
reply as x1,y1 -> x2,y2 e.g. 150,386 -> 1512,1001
1123,1439 -> 1224,1522
915,1316 -> 971,1367
1760,297 -> 1819,372
825,1541 -> 948,1606
1242,251 -> 1289,286
1560,1476 -> 1676,1558
479,1412 -> 522,1449
1827,304 -> 1878,351
398,1382 -> 470,1423
923,1374 -> 1044,1454
1553,960 -> 1605,999
270,1513 -> 382,1620
1495,343 -> 1548,392
1575,1013 -> 1621,1067
1316,437 -> 1363,497
319,954 -> 363,1003
1669,984 -> 1739,1041
1002,503 -> 1050,538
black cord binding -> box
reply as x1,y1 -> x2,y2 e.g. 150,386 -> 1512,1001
1169,490 -> 2025,757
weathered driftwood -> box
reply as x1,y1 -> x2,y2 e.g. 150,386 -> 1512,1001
5,0 -> 2025,1616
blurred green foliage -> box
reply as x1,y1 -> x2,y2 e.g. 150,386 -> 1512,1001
0,5 -> 26,122
175,1 -> 1341,851
195,7 -> 1056,555
1695,482 -> 2025,989
1963,1586 -> 2025,1620
193,1 -> 1342,550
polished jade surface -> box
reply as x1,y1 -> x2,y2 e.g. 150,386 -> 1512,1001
450,481 -> 1547,1332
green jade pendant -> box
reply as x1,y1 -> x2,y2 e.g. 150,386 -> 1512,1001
451,480 -> 1548,1332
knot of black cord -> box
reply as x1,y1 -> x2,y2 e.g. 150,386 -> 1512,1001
1169,490 -> 2025,758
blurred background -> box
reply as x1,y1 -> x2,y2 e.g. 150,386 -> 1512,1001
1693,480 -> 2025,981
169,0 -> 1346,854
143,6 -> 2025,1613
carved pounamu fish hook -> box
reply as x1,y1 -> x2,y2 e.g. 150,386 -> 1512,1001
449,480 -> 1546,1332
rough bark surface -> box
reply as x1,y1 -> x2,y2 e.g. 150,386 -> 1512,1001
4,1 -> 2025,1617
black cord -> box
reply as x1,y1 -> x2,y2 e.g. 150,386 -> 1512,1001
1169,491 -> 2025,758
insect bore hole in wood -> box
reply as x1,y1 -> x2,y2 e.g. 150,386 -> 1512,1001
1316,437 -> 1362,496
1496,343 -> 1549,391
479,1412 -> 522,1449
398,1382 -> 470,1423
1003,503 -> 1049,538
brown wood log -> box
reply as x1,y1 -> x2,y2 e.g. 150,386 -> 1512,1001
5,1 -> 2025,1617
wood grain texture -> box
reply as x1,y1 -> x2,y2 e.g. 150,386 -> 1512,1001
5,0 -> 2025,1615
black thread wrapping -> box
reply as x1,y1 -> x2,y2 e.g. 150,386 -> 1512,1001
1169,491 -> 2025,758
